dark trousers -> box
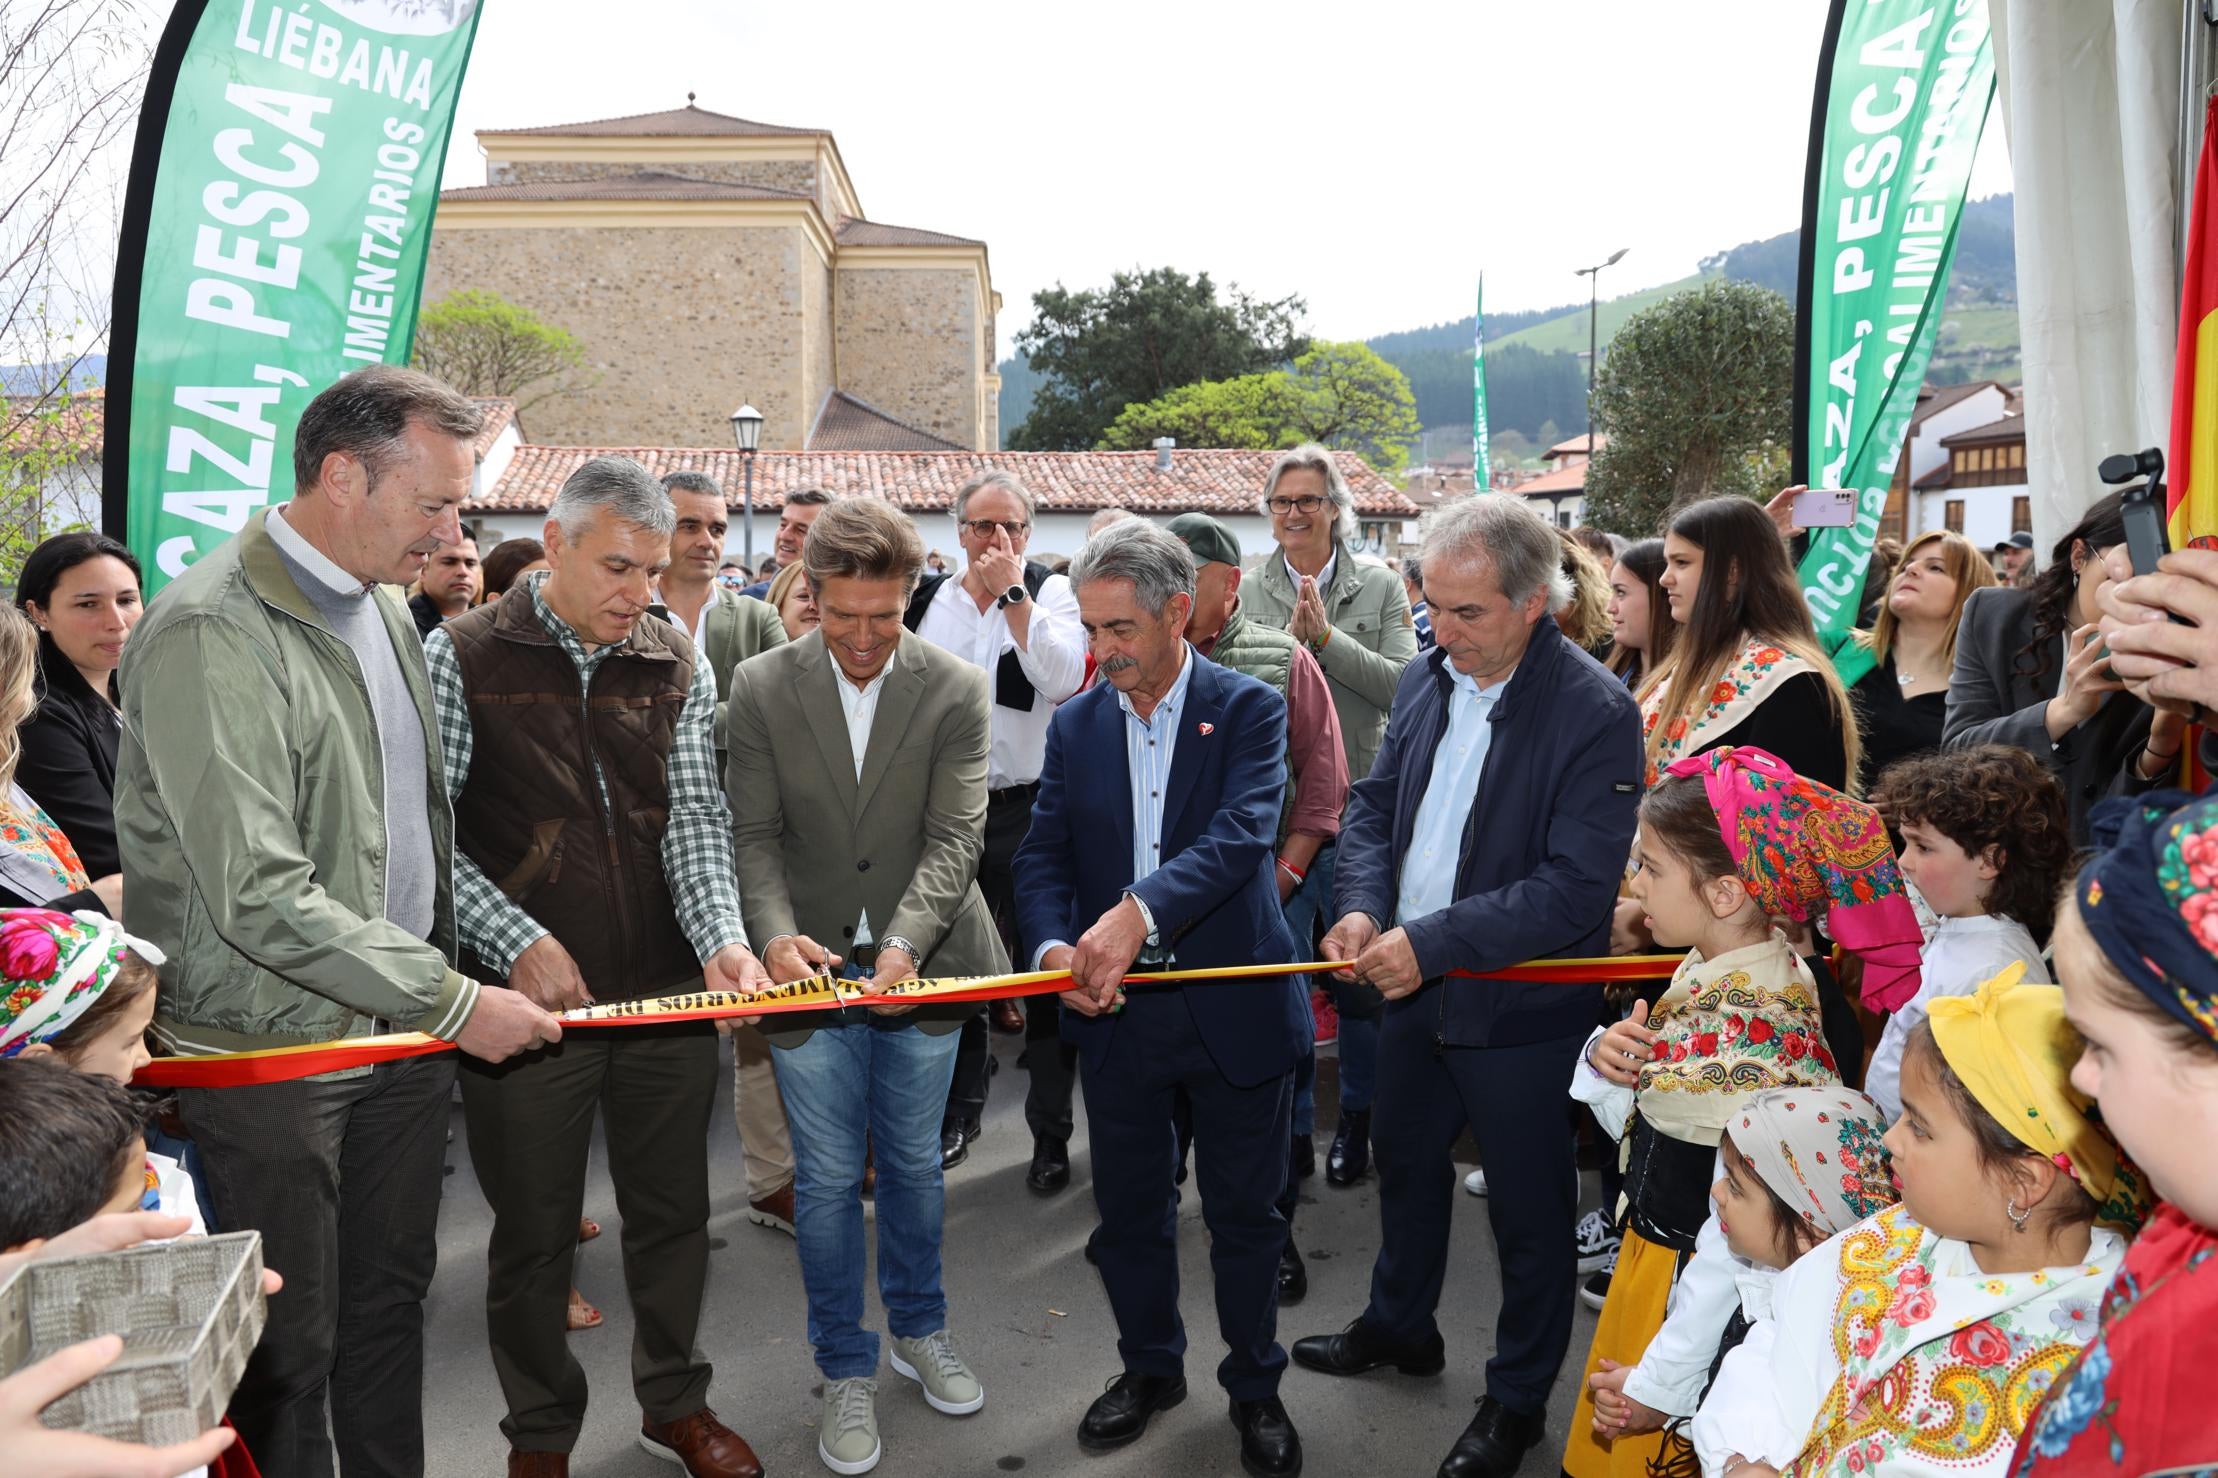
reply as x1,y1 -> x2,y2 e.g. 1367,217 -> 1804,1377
177,1054 -> 456,1478
1082,988 -> 1293,1401
1363,1005 -> 1587,1415
460,1024 -> 719,1452
949,782 -> 1077,1132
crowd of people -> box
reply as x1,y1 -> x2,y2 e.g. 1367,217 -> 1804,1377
1,360 -> 2215,1478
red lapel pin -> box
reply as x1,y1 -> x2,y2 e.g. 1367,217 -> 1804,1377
1198,722 -> 1215,735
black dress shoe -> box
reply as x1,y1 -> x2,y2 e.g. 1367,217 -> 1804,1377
1027,1136 -> 1070,1194
1290,1317 -> 1446,1377
1230,1395 -> 1303,1477
1277,1243 -> 1307,1304
1076,1372 -> 1186,1451
1291,1131 -> 1315,1180
1435,1395 -> 1546,1478
1325,1107 -> 1371,1185
940,1118 -> 981,1170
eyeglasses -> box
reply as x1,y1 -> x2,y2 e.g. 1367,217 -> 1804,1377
1267,495 -> 1328,516
961,519 -> 1028,540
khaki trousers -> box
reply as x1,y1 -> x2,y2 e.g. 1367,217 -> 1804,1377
730,1023 -> 795,1199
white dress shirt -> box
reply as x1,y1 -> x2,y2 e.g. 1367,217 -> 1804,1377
831,650 -> 889,945
1283,548 -> 1338,595
913,569 -> 1085,788
1394,662 -> 1513,928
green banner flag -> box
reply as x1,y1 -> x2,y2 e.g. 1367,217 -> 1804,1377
105,0 -> 484,591
1473,275 -> 1491,485
1791,0 -> 1995,685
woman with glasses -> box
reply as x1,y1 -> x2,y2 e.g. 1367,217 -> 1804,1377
1241,444 -> 1419,1222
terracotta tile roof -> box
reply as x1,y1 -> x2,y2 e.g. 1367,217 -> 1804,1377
1543,433 -> 1608,461
471,445 -> 1420,518
806,389 -> 965,453
836,217 -> 984,249
1909,378 -> 2001,428
440,170 -> 813,204
1,388 -> 103,458
1510,461 -> 1590,496
1939,413 -> 2027,449
469,398 -> 519,459
1913,461 -> 1953,490
489,104 -> 825,139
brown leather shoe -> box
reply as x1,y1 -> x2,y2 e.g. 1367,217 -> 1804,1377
746,1183 -> 795,1236
992,999 -> 1025,1033
507,1451 -> 568,1477
639,1408 -> 764,1478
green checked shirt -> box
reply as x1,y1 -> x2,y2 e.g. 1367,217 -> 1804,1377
422,573 -> 748,976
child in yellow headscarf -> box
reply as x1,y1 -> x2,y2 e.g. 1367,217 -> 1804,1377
1741,966 -> 2144,1478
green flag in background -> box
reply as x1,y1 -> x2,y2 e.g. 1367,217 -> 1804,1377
105,0 -> 484,591
1791,0 -> 1994,686
1473,275 -> 1491,486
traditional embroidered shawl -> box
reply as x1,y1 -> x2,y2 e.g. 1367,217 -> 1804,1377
1640,635 -> 1817,787
1767,1205 -> 2124,1478
1638,932 -> 1841,1148
2010,1200 -> 2218,1475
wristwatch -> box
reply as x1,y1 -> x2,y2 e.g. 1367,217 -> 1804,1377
998,583 -> 1028,608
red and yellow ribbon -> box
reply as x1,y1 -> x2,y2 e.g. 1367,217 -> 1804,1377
135,954 -> 1683,1088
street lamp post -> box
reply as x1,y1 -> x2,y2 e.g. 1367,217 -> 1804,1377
1574,248 -> 1629,462
728,402 -> 763,570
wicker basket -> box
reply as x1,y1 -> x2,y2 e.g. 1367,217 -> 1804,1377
0,1231 -> 265,1445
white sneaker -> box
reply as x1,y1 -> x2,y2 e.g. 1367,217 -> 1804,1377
818,1376 -> 881,1474
1463,1167 -> 1488,1197
1574,1209 -> 1623,1273
890,1328 -> 984,1415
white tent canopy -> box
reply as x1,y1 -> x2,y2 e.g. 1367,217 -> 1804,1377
1991,0 -> 2213,551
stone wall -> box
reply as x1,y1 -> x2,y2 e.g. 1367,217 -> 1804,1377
488,157 -> 822,203
834,266 -> 981,449
424,223 -> 829,448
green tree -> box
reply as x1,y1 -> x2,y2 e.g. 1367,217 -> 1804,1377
1098,373 -> 1295,452
1008,268 -> 1307,450
1097,342 -> 1419,474
410,289 -> 593,413
1579,279 -> 1795,536
1281,341 -> 1420,474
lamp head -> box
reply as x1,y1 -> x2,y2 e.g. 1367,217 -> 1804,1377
729,403 -> 764,454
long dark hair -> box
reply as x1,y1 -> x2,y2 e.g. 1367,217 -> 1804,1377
1607,538 -> 1675,684
1639,497 -> 1860,785
15,532 -> 143,704
2015,491 -> 2127,684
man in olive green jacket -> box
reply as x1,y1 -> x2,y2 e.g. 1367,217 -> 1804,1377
1240,443 -> 1419,1192
116,365 -> 556,1478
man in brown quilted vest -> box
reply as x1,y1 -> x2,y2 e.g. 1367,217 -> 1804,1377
424,456 -> 772,1478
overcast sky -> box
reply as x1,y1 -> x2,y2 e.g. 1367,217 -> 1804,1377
440,0 -> 2012,351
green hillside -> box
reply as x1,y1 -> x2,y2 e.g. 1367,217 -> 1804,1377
1489,271 -> 1717,355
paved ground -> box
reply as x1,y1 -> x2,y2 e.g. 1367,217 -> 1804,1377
423,1029 -> 1604,1477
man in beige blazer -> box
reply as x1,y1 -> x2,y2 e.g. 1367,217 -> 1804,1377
724,496 -> 1006,1477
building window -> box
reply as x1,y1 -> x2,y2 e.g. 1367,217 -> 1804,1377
2008,444 -> 2024,469
1954,450 -> 1968,474
2012,496 -> 2031,533
1945,499 -> 1965,534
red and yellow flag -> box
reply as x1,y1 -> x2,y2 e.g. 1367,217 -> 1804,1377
2170,97 -> 2218,551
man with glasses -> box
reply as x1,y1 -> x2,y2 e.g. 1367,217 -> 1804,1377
905,470 -> 1086,1187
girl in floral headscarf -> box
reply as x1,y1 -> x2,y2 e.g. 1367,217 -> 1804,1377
0,907 -> 200,1231
1744,968 -> 2140,1478
1567,746 -> 1916,1478
2009,789 -> 2218,1475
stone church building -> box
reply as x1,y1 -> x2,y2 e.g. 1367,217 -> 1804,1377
425,100 -> 1000,452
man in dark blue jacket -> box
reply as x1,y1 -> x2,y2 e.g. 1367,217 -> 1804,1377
1291,495 -> 1642,1478
1015,519 -> 1309,1478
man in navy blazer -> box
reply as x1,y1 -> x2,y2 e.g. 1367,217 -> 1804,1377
1291,495 -> 1643,1478
1014,519 -> 1308,1478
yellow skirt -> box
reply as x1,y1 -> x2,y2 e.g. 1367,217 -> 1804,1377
1562,1227 -> 1695,1478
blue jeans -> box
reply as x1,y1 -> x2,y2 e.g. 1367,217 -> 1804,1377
1281,844 -> 1377,1125
770,1017 -> 962,1380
